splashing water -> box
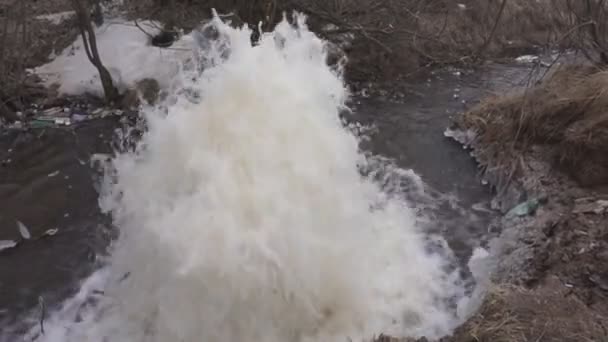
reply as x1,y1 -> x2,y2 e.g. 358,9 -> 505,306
30,13 -> 464,342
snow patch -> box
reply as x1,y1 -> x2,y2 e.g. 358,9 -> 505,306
35,11 -> 75,25
33,19 -> 196,97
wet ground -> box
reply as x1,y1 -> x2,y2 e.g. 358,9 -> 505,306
0,61 -> 540,337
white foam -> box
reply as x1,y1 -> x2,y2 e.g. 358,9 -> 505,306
30,14 -> 463,342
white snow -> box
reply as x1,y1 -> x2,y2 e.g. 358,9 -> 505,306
33,19 -> 196,97
515,55 -> 540,64
35,11 -> 76,25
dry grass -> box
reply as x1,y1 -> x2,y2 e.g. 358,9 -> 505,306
447,278 -> 608,342
376,278 -> 608,341
458,64 -> 608,187
0,0 -> 78,119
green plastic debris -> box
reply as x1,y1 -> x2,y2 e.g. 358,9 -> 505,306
30,120 -> 56,128
507,198 -> 544,217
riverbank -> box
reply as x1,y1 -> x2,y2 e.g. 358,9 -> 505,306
441,64 -> 608,341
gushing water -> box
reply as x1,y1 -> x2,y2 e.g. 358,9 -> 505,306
30,14 -> 463,342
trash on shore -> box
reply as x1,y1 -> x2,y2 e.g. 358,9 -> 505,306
4,105 -> 126,130
515,55 -> 540,63
506,198 -> 544,217
573,198 -> 608,215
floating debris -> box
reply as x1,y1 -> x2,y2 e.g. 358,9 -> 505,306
44,228 -> 59,236
0,240 -> 18,252
17,221 -> 31,240
48,170 -> 60,177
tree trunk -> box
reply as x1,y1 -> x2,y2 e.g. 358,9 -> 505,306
70,0 -> 119,103
92,0 -> 103,26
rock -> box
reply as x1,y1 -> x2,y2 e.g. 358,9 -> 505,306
136,78 -> 160,105
120,88 -> 140,110
589,274 -> 608,292
121,78 -> 161,110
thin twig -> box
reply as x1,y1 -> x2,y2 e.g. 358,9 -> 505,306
38,296 -> 46,335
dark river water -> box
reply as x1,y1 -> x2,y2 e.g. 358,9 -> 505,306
0,61 -> 540,338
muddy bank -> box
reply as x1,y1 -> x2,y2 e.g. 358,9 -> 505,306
441,64 -> 608,341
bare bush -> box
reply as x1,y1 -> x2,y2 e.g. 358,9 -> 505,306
116,0 -> 564,83
283,0 -> 560,81
555,0 -> 608,65
0,1 -> 31,121
70,0 -> 119,103
0,1 -> 79,120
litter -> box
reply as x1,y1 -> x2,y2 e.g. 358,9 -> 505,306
0,240 -> 18,252
44,228 -> 59,236
17,221 -> 31,240
48,171 -> 60,177
515,55 -> 540,64
72,113 -> 89,122
573,199 -> 608,215
506,198 -> 544,217
54,117 -> 71,126
30,120 -> 56,128
40,107 -> 63,116
8,121 -> 23,129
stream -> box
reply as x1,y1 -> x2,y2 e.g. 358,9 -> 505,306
0,17 -> 544,342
